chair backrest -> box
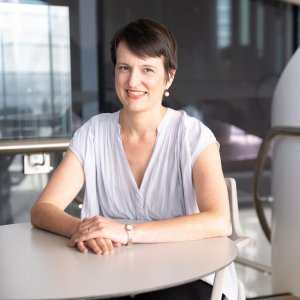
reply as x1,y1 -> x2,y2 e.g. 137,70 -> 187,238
225,178 -> 249,249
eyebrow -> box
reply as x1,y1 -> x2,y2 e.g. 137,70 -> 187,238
142,64 -> 157,69
116,62 -> 157,69
116,62 -> 128,66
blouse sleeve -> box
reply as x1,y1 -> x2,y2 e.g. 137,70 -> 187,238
188,120 -> 220,167
69,119 -> 94,166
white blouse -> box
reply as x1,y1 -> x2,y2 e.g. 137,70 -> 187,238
69,108 -> 237,300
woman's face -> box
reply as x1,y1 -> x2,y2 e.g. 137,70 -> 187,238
115,42 -> 174,113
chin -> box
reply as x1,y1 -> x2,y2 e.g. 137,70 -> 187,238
123,104 -> 147,113
121,100 -> 149,112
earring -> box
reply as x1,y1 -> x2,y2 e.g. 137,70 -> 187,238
164,90 -> 169,97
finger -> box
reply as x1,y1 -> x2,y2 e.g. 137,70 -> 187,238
86,239 -> 102,255
79,218 -> 96,232
79,216 -> 103,234
77,241 -> 88,253
69,241 -> 76,247
83,217 -> 92,222
69,218 -> 97,248
67,237 -> 79,247
75,231 -> 102,243
104,239 -> 115,253
84,226 -> 95,235
95,237 -> 109,255
69,234 -> 82,247
112,242 -> 121,247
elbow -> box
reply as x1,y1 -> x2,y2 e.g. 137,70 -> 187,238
217,214 -> 230,237
31,204 -> 38,227
219,226 -> 229,237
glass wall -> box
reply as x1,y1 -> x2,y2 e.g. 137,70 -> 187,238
0,1 -> 73,224
0,0 -> 294,227
0,1 -> 72,141
100,0 -> 292,208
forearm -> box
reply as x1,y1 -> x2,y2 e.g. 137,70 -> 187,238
31,202 -> 82,238
133,212 -> 229,243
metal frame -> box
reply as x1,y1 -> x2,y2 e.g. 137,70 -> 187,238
254,126 -> 300,242
0,138 -> 84,204
0,139 -> 70,155
234,257 -> 272,274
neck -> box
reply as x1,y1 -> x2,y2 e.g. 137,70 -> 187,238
119,105 -> 167,138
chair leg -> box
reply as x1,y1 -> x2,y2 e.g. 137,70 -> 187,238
237,278 -> 245,300
211,267 -> 227,300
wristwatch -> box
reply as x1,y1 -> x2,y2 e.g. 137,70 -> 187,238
125,224 -> 134,246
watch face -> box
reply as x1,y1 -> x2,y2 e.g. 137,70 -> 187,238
127,225 -> 134,230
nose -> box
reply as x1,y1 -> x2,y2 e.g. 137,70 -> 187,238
128,68 -> 141,88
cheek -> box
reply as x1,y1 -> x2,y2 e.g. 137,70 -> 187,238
150,77 -> 166,94
114,76 -> 125,101
115,72 -> 128,87
115,75 -> 122,89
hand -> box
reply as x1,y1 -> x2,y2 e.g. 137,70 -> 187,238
67,218 -> 122,255
68,216 -> 128,248
73,238 -> 121,255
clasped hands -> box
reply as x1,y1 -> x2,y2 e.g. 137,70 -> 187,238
67,216 -> 128,255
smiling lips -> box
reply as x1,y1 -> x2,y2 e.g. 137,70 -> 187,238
126,89 -> 147,99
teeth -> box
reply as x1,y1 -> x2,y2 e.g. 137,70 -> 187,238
127,90 -> 146,95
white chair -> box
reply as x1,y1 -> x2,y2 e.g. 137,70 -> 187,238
211,178 -> 250,300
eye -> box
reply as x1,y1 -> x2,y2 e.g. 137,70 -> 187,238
119,66 -> 129,71
144,68 -> 153,73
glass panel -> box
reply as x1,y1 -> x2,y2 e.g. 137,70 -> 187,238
0,2 -> 72,141
0,1 -> 74,226
100,0 -> 290,206
0,151 -> 82,225
1,153 -> 52,225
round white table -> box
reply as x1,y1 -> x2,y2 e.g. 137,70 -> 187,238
0,220 -> 238,300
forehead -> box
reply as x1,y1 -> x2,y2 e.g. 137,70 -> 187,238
116,42 -> 164,68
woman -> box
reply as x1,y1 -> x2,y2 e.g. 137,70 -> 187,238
31,18 -> 236,300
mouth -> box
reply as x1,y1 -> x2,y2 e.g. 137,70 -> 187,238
126,90 -> 147,96
125,89 -> 147,99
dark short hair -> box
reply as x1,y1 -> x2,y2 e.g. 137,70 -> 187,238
110,18 -> 177,83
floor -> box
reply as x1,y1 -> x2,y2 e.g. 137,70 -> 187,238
254,296 -> 299,300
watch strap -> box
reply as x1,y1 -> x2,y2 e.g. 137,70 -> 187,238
125,224 -> 134,246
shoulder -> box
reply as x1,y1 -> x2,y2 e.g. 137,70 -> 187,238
79,112 -> 115,130
167,108 -> 219,164
168,108 -> 211,137
74,112 -> 118,136
69,112 -> 119,165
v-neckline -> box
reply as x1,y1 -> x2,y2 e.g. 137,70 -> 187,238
116,108 -> 170,192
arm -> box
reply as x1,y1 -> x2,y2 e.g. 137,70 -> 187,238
31,149 -> 119,254
135,141 -> 230,242
31,149 -> 85,238
72,142 -> 230,245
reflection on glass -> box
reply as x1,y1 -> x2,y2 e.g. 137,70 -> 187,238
217,0 -> 232,48
275,17 -> 283,74
0,151 -> 83,225
0,2 -> 72,141
240,0 -> 250,46
256,0 -> 264,57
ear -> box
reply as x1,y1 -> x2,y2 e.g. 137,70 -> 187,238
165,69 -> 176,90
